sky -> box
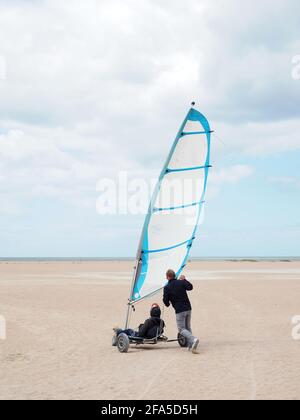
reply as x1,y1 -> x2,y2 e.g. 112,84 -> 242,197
0,0 -> 300,258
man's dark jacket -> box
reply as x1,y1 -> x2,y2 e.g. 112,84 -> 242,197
163,278 -> 193,314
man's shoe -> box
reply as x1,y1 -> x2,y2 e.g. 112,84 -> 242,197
191,338 -> 199,354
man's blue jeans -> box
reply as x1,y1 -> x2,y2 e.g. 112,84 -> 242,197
117,328 -> 138,337
176,310 -> 196,347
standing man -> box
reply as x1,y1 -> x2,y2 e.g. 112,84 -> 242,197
163,269 -> 199,354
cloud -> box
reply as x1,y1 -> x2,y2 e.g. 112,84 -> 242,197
0,0 -> 299,127
207,164 -> 254,199
212,118 -> 300,158
211,165 -> 254,184
269,176 -> 300,189
0,0 -> 299,255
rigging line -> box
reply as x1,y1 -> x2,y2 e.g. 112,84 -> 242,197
212,131 -> 227,147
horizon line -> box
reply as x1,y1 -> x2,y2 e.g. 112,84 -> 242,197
0,256 -> 299,261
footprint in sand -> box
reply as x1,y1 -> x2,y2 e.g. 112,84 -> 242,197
5,353 -> 29,362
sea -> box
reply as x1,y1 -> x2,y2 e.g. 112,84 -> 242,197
0,257 -> 299,262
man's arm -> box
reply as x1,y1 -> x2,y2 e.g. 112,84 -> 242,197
180,276 -> 193,291
183,280 -> 193,291
163,286 -> 170,307
182,278 -> 194,291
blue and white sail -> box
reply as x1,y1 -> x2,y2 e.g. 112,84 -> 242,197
130,106 -> 211,304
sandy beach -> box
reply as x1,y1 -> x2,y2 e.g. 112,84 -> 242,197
0,260 -> 300,400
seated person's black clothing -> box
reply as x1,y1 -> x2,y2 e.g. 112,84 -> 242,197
119,307 -> 165,339
138,307 -> 165,338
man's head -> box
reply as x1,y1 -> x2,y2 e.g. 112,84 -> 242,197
166,269 -> 176,280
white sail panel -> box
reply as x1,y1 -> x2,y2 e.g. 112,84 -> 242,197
130,107 -> 211,303
147,205 -> 199,251
136,244 -> 190,300
183,120 -> 203,133
155,169 -> 206,209
168,134 -> 207,170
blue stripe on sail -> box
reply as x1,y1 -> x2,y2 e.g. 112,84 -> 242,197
132,232 -> 149,301
130,107 -> 211,303
142,239 -> 194,254
153,200 -> 205,213
189,108 -> 211,132
166,165 -> 211,173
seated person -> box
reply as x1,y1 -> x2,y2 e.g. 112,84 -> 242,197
113,304 -> 165,343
